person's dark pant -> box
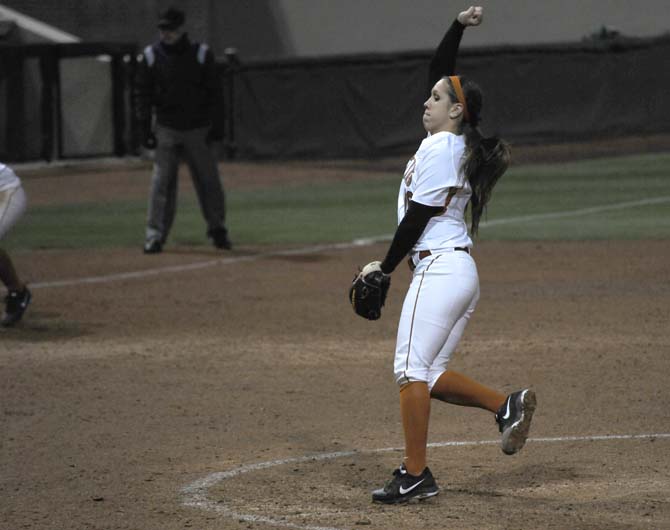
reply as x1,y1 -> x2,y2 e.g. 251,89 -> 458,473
145,124 -> 227,244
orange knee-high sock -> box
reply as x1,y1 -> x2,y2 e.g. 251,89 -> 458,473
430,370 -> 506,413
399,382 -> 431,476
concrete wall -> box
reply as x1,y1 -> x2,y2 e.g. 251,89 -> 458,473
1,0 -> 669,58
0,0 -> 289,58
276,0 -> 670,57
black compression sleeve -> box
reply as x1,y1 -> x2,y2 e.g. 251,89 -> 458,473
428,19 -> 465,90
380,201 -> 443,274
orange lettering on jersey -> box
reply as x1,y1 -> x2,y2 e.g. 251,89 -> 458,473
445,187 -> 457,209
404,191 -> 413,213
404,157 -> 416,186
438,187 -> 458,215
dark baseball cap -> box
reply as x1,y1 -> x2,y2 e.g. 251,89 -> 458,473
157,8 -> 185,30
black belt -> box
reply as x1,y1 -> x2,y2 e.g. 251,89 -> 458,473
409,248 -> 470,271
418,248 -> 469,260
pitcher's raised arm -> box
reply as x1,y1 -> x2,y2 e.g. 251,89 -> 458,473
428,6 -> 483,91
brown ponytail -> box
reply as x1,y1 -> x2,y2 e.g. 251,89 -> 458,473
445,76 -> 511,236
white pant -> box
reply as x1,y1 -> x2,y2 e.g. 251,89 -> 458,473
0,185 -> 27,240
394,250 -> 480,390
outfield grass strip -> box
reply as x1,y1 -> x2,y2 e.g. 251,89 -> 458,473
30,195 -> 670,290
357,195 -> 670,243
482,195 -> 670,227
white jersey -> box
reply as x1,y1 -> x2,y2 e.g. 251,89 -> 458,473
397,131 -> 472,251
0,163 -> 21,193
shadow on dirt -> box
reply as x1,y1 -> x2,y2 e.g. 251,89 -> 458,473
0,312 -> 96,342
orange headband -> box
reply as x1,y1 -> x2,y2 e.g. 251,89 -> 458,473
448,75 -> 470,123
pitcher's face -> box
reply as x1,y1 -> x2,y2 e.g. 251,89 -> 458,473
422,78 -> 463,134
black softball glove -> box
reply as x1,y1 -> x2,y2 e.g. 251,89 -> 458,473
349,261 -> 391,321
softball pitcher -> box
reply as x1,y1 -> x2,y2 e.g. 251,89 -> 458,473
365,6 -> 536,503
0,163 -> 31,327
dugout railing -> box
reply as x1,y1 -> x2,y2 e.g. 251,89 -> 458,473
0,42 -> 136,162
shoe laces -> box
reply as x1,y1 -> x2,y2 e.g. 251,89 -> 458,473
382,465 -> 406,489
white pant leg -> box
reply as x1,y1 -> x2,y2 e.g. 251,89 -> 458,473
394,251 -> 479,386
427,283 -> 479,390
0,186 -> 27,240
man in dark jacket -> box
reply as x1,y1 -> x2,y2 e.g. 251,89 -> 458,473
135,7 -> 231,254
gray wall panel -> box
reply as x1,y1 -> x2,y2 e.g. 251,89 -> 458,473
1,1 -> 668,58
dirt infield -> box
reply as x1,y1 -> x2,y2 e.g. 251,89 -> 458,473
3,141 -> 670,529
2,235 -> 669,530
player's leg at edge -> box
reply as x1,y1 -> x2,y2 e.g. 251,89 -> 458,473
0,247 -> 31,327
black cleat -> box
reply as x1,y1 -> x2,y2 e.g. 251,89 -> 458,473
2,286 -> 32,327
372,464 -> 439,504
209,228 -> 232,250
496,389 -> 537,455
143,239 -> 163,254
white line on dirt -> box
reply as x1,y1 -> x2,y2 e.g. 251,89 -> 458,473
30,195 -> 670,290
181,432 -> 670,530
29,242 -> 365,289
480,195 -> 670,227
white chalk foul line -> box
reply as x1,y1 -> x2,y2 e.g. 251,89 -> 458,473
30,241 -> 367,289
30,195 -> 670,290
480,195 -> 670,227
181,432 -> 670,530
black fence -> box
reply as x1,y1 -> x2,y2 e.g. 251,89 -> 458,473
1,34 -> 669,162
229,34 -> 670,159
0,42 -> 136,162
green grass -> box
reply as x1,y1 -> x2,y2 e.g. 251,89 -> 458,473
481,153 -> 670,240
4,152 -> 670,250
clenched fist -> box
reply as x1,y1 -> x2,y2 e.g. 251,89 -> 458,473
458,6 -> 483,27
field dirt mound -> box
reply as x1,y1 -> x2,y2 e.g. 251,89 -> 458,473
3,139 -> 669,529
2,239 -> 669,530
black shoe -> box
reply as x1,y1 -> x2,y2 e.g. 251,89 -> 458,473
143,239 -> 163,254
209,228 -> 232,250
2,286 -> 32,327
496,389 -> 537,455
372,464 -> 439,504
